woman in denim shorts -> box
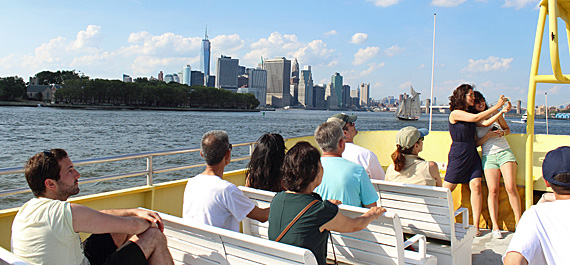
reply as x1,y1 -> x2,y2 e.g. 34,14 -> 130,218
473,91 -> 521,239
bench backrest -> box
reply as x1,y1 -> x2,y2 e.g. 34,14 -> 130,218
239,186 -> 429,265
0,247 -> 31,265
371,180 -> 457,242
160,212 -> 318,265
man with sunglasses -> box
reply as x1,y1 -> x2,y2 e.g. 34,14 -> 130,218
11,149 -> 173,265
327,113 -> 385,180
182,130 -> 269,232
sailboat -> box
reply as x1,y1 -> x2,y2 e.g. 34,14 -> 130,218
395,86 -> 421,121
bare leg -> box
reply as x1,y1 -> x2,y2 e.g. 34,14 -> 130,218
130,227 -> 174,265
484,168 -> 502,231
501,161 -> 521,225
469,178 -> 482,234
443,181 -> 458,192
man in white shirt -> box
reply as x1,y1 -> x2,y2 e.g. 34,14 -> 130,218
183,130 -> 269,232
503,146 -> 570,265
11,149 -> 173,265
327,113 -> 385,180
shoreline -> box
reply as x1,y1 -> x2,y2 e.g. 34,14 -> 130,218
0,101 -> 260,112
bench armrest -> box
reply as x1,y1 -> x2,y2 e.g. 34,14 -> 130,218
454,207 -> 470,229
403,234 -> 427,258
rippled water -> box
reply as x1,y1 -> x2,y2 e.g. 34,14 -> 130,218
0,106 -> 567,209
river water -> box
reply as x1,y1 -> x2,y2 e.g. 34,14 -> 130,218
1,106 -> 567,209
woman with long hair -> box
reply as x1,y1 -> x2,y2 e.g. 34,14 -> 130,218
385,126 -> 442,186
444,84 -> 508,236
473,91 -> 519,239
268,142 -> 385,265
245,133 -> 286,192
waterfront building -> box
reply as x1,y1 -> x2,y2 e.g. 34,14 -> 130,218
290,58 -> 300,106
331,72 -> 343,107
190,70 -> 204,86
164,74 -> 174,83
176,72 -> 183,83
247,68 -> 267,106
215,55 -> 239,91
325,83 -> 338,109
360,83 -> 370,107
263,57 -> 291,107
158,71 -> 164,82
123,74 -> 132,83
238,75 -> 248,88
298,66 -> 313,108
27,84 -> 58,102
237,66 -> 246,75
206,76 -> 215,88
313,84 -> 326,109
351,89 -> 360,107
182,65 -> 191,85
200,28 -> 211,86
342,84 -> 351,107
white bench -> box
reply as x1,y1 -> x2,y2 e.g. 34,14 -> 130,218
371,179 -> 477,265
160,212 -> 318,265
0,246 -> 31,265
239,186 -> 437,265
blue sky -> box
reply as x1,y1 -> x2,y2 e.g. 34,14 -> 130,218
2,0 -> 568,107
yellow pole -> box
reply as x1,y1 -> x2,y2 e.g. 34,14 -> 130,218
526,3 -> 548,210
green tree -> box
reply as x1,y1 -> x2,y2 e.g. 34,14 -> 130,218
0,76 -> 26,100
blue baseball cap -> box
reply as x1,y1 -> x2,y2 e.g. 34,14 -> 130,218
543,146 -> 570,187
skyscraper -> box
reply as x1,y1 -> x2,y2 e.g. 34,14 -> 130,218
331,72 -> 343,107
158,71 -> 164,82
290,58 -> 300,105
263,57 -> 291,107
243,67 -> 267,106
200,27 -> 211,86
182,65 -> 191,85
342,85 -> 351,107
215,55 -> 239,91
298,66 -> 313,108
325,83 -> 338,109
360,83 -> 370,107
190,70 -> 204,86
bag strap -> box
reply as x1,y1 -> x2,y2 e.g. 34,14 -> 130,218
275,199 -> 319,242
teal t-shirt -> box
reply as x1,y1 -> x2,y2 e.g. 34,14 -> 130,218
268,192 -> 338,265
315,157 -> 379,207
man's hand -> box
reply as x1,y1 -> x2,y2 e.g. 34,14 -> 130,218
133,209 -> 164,232
328,199 -> 342,205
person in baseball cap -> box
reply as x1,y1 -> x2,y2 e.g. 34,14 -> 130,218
504,146 -> 570,265
327,113 -> 357,128
395,126 -> 430,150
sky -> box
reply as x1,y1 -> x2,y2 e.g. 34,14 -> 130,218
1,0 -> 569,107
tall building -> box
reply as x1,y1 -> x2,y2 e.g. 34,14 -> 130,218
313,84 -> 326,109
200,27 -> 211,86
215,55 -> 239,91
351,89 -> 360,107
298,66 -> 313,108
158,71 -> 164,82
247,68 -> 267,106
331,72 -> 343,107
360,83 -> 370,107
325,83 -> 338,109
190,70 -> 204,86
263,57 -> 291,107
342,85 -> 351,107
122,74 -> 132,82
173,73 -> 180,83
164,74 -> 174,83
290,58 -> 300,105
182,65 -> 191,85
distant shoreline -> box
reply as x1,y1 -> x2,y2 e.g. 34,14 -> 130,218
0,101 -> 260,112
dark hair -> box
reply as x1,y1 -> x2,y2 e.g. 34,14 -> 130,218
449,84 -> 474,111
24,149 -> 68,197
391,144 -> 424,172
549,173 -> 570,195
245,133 -> 286,192
201,130 -> 230,166
469,90 -> 489,113
281,142 -> 321,192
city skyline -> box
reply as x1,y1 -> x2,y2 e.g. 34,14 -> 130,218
1,0 -> 569,106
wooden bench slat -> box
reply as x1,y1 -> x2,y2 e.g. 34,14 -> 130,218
378,191 -> 449,207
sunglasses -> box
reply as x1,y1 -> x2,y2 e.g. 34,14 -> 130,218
228,144 -> 233,151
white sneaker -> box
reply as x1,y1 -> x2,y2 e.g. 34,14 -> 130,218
492,229 -> 503,239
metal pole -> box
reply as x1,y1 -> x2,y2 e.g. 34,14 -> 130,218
429,13 -> 436,132
545,92 -> 549,134
146,156 -> 153,186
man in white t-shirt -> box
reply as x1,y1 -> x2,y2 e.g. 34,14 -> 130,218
327,113 -> 385,180
11,149 -> 173,265
183,130 -> 269,232
503,146 -> 570,265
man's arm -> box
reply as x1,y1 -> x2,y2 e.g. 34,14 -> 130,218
246,205 -> 269,222
100,208 -> 164,231
71,204 -> 155,235
503,252 -> 528,265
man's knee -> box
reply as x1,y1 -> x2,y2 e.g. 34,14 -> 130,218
138,227 -> 167,245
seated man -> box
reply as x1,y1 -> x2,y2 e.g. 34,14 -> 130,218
314,121 -> 379,208
11,149 -> 173,265
183,130 -> 269,232
503,146 -> 570,265
328,113 -> 385,180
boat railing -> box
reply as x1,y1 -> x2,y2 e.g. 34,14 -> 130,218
0,141 -> 258,199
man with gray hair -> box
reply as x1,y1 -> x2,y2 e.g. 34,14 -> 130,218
314,122 -> 379,208
182,130 -> 269,232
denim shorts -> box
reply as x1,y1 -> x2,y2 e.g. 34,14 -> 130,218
482,149 -> 517,170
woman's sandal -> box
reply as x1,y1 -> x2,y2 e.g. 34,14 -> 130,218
475,229 -> 482,237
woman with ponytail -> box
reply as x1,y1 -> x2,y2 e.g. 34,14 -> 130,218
385,126 -> 442,187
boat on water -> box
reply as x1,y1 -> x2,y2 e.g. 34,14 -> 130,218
521,112 -> 527,123
395,86 -> 421,121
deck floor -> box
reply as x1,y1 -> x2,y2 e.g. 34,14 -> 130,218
472,229 -> 514,264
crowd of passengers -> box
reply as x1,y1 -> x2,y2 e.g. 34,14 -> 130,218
9,83 -> 570,265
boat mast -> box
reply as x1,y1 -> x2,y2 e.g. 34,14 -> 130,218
429,13 -> 436,132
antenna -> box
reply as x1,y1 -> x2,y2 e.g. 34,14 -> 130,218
205,25 -> 208,39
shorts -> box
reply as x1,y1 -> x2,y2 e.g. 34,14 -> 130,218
482,149 -> 517,170
83,233 -> 148,265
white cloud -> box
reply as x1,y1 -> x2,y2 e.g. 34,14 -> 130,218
431,0 -> 467,7
353,46 -> 380,65
324,30 -> 338,36
463,56 -> 513,72
343,63 -> 385,81
399,81 -> 414,90
121,32 -> 202,57
366,0 -> 402,7
503,0 -> 536,10
350,33 -> 368,44
211,34 -> 245,59
419,64 -> 425,69
384,45 -> 404,57
72,25 -> 103,51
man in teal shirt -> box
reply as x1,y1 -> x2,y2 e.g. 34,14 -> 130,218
314,121 -> 378,208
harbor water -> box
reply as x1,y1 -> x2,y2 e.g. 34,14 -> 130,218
1,106 -> 568,209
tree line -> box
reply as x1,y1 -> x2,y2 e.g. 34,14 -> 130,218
0,71 -> 259,109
